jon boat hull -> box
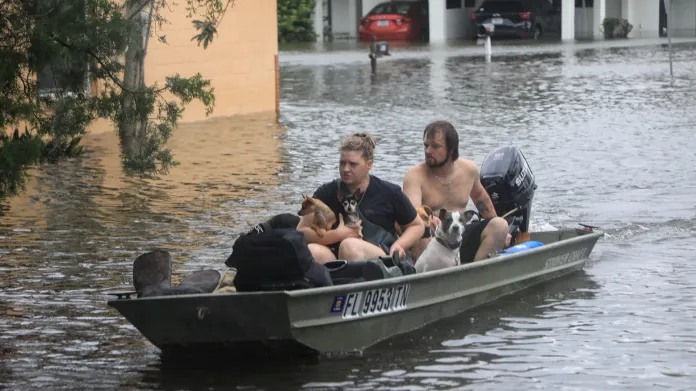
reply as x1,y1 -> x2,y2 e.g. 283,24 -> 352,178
107,227 -> 603,356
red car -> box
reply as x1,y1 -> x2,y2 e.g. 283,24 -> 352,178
359,0 -> 430,42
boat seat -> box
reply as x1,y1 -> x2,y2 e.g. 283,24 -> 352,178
325,258 -> 402,286
132,251 -> 224,298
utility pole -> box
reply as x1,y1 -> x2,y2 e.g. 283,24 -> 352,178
665,0 -> 673,79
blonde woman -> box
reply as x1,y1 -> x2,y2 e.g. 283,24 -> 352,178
297,132 -> 424,264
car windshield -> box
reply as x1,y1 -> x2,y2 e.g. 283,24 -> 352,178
369,2 -> 413,15
477,1 -> 525,12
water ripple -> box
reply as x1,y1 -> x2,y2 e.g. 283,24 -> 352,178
1,42 -> 696,390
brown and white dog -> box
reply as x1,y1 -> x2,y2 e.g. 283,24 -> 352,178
298,195 -> 336,238
395,205 -> 434,238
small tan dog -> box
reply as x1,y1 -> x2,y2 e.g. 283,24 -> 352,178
395,205 -> 434,237
298,195 -> 337,238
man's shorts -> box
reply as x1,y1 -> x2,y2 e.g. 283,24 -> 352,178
459,218 -> 492,264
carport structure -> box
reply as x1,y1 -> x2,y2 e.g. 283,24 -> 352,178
313,0 -> 400,41
313,0 -> 696,42
561,0 -> 695,41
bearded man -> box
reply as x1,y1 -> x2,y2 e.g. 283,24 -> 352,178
402,120 -> 510,264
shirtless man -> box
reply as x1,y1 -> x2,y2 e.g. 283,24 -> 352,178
403,120 -> 510,263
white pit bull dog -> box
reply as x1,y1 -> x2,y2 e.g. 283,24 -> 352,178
415,208 -> 468,273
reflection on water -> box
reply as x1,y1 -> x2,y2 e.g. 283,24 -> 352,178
0,113 -> 292,390
2,41 -> 696,390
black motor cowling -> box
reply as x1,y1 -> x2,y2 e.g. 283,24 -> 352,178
480,146 -> 536,233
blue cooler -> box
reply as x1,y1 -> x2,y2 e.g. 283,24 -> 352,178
500,240 -> 544,255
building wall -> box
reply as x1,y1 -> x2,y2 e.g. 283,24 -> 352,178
625,0 -> 660,37
141,0 -> 279,124
444,1 -> 476,40
332,0 -> 352,36
332,0 -> 359,38
671,0 -> 696,36
606,0 -> 621,18
430,0 -> 482,42
575,6 -> 593,38
579,0 -> 676,39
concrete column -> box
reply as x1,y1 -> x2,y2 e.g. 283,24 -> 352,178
621,0 -> 660,38
313,0 -> 324,41
429,0 -> 446,43
561,0 -> 575,41
593,0 -> 606,38
620,0 -> 629,20
348,0 -> 358,38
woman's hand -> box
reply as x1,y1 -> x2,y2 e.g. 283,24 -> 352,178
335,214 -> 362,240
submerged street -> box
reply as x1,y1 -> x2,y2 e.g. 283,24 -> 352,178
2,38 -> 696,390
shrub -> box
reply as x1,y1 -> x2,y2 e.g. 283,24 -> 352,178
277,0 -> 317,43
602,17 -> 633,39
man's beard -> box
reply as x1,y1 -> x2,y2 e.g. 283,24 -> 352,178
426,156 -> 449,169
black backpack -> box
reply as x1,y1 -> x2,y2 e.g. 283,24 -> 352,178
225,228 -> 332,292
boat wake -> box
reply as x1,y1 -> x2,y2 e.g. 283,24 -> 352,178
601,217 -> 695,243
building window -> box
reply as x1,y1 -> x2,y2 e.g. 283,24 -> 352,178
464,0 -> 476,8
36,54 -> 90,96
36,0 -> 91,98
446,0 -> 461,10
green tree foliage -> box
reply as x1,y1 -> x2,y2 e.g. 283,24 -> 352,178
277,0 -> 317,43
0,0 -> 233,201
0,130 -> 42,200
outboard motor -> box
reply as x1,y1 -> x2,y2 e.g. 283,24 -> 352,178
479,146 -> 537,234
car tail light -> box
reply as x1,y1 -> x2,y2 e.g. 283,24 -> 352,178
471,13 -> 477,21
519,12 -> 531,20
395,17 -> 411,25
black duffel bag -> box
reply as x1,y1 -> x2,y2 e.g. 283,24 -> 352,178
225,227 -> 332,292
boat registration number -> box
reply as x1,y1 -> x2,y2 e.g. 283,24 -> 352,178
340,284 -> 410,319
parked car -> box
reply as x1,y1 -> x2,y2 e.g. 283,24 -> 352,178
471,0 -> 562,40
359,0 -> 429,42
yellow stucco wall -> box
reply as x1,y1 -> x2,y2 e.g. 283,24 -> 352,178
3,1 -> 284,218
143,0 -> 279,123
3,1 -> 279,137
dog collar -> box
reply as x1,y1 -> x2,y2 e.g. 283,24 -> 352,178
436,237 -> 461,250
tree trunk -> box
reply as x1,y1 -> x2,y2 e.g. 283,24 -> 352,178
120,1 -> 151,155
138,2 -> 155,139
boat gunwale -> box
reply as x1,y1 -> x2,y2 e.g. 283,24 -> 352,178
286,228 -> 603,297
106,228 -> 604,305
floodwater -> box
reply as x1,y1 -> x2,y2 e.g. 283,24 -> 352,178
3,38 -> 696,390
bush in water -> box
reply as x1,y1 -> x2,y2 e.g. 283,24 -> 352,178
277,0 -> 317,43
602,17 -> 634,39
